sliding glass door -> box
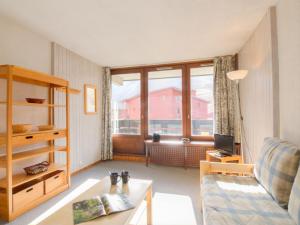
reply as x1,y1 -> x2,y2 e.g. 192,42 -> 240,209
111,60 -> 214,155
111,70 -> 145,155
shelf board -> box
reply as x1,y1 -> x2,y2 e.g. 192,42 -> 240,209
0,65 -> 68,87
0,146 -> 66,167
0,101 -> 65,107
0,129 -> 66,137
55,87 -> 81,94
0,163 -> 65,188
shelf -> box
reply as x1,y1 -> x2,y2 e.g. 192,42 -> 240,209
0,65 -> 68,87
0,146 -> 66,167
0,101 -> 65,108
0,129 -> 66,147
0,163 -> 65,188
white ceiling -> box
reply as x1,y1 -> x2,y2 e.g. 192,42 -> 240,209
0,0 -> 278,67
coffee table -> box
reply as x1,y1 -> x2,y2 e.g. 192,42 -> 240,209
38,176 -> 153,225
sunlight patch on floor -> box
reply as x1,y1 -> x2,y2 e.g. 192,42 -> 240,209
153,192 -> 197,225
131,192 -> 197,225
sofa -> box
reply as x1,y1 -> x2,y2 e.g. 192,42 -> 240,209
200,137 -> 300,225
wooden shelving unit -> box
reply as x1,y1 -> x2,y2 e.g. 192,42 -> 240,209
0,101 -> 65,107
0,65 -> 70,221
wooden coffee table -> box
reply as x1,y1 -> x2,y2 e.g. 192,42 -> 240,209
38,176 -> 153,225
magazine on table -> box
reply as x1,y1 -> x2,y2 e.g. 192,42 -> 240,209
73,193 -> 134,224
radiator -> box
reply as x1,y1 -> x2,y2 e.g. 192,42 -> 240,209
147,141 -> 214,168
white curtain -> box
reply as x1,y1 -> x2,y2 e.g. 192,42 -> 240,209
101,67 -> 113,160
214,55 -> 240,143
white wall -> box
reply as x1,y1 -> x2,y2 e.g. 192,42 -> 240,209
277,0 -> 300,146
239,0 -> 300,162
0,15 -> 51,73
238,7 -> 279,162
0,15 -> 52,177
0,16 -> 104,177
52,43 -> 103,172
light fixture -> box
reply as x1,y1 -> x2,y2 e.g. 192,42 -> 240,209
226,69 -> 253,163
227,70 -> 248,81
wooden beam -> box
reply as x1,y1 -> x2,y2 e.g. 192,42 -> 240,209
6,73 -> 13,220
199,161 -> 255,183
55,87 -> 80,94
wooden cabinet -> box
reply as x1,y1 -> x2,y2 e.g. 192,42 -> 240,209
44,171 -> 65,194
13,182 -> 44,212
0,65 -> 71,221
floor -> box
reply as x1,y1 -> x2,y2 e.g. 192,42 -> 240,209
1,161 -> 202,225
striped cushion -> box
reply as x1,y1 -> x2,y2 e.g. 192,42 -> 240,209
255,137 -> 300,208
288,167 -> 300,225
202,174 -> 296,225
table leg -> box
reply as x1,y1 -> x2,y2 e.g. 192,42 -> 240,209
146,187 -> 152,225
184,146 -> 187,169
146,145 -> 149,167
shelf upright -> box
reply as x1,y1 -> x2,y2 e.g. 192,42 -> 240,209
6,70 -> 13,220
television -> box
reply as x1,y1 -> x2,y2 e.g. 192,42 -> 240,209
214,134 -> 235,156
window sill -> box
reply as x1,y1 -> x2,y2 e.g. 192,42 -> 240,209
145,139 -> 214,147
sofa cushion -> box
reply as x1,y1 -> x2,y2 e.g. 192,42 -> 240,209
288,167 -> 300,225
202,174 -> 295,225
255,137 -> 300,208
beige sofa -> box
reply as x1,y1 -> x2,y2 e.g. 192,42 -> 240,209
200,137 -> 300,225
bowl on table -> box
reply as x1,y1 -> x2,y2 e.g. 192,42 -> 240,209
12,124 -> 32,133
25,98 -> 46,104
38,125 -> 54,131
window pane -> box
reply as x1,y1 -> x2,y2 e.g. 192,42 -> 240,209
190,66 -> 214,136
148,69 -> 182,135
111,73 -> 141,134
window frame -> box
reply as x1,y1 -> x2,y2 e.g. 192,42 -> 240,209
111,60 -> 214,142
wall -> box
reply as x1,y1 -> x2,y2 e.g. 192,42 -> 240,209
0,15 -> 52,177
239,0 -> 300,162
0,16 -> 104,177
238,7 -> 279,162
277,0 -> 300,146
52,43 -> 103,172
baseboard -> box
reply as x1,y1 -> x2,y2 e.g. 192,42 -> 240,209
71,160 -> 102,176
113,153 -> 146,162
71,154 -> 146,176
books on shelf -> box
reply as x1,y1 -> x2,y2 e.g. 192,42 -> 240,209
73,193 -> 134,225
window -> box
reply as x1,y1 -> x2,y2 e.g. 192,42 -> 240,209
190,66 -> 214,136
111,73 -> 141,135
111,60 -> 214,144
148,69 -> 183,135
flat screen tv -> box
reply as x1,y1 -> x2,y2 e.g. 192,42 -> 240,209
214,134 -> 235,155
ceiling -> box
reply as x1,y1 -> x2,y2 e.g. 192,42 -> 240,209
0,0 -> 278,67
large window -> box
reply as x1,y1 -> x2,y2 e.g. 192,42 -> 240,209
190,66 -> 214,136
148,69 -> 183,135
111,60 -> 214,142
111,73 -> 141,135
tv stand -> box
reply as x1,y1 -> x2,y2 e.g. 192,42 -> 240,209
206,150 -> 242,163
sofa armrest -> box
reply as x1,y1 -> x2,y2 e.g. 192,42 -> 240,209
200,161 -> 255,183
